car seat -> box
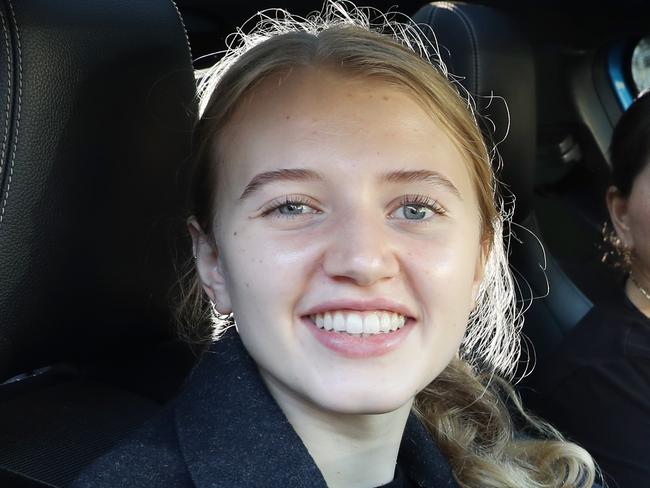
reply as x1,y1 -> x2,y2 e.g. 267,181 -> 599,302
0,0 -> 197,485
412,2 -> 593,374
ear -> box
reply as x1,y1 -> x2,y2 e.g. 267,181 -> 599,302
187,217 -> 232,314
606,186 -> 633,250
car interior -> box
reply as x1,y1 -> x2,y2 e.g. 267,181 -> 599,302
0,0 -> 648,486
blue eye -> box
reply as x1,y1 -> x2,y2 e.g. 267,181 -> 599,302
392,195 -> 446,221
278,202 -> 309,215
400,204 -> 430,220
261,196 -> 320,218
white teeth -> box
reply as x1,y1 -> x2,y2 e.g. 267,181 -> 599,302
390,313 -> 401,331
363,314 -> 380,334
314,314 -> 324,328
323,312 -> 333,331
346,313 -> 364,334
379,313 -> 391,333
309,310 -> 408,335
332,311 -> 345,332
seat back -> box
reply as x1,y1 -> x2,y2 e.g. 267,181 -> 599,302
0,0 -> 196,380
0,0 -> 197,485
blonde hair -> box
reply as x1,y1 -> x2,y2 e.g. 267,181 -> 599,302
179,2 -> 596,487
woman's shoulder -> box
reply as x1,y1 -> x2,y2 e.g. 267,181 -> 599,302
560,297 -> 650,361
525,297 -> 650,399
70,406 -> 192,488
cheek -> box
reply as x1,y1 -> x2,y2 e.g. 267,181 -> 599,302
219,227 -> 320,319
630,199 -> 650,260
407,230 -> 481,298
405,227 -> 482,355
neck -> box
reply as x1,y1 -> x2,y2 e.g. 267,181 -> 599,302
626,267 -> 650,318
261,372 -> 413,488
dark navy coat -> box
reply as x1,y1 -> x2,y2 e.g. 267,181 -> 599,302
71,328 -> 460,488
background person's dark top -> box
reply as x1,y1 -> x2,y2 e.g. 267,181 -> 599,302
71,327 -> 459,488
525,291 -> 650,488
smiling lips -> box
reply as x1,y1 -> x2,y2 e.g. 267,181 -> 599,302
303,309 -> 413,358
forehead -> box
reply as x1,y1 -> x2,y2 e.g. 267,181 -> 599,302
216,67 -> 475,199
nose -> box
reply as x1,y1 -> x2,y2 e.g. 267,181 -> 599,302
322,213 -> 400,286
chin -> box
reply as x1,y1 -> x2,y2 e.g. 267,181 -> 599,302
309,386 -> 416,416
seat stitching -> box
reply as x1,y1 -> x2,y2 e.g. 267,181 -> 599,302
425,4 -> 441,41
168,0 -> 193,62
0,5 -> 11,187
448,6 -> 480,94
0,0 -> 21,228
423,4 -> 444,62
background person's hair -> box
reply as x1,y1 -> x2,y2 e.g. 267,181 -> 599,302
177,2 -> 596,487
610,89 -> 650,197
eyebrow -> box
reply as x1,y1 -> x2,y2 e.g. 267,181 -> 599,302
239,168 -> 323,200
381,169 -> 462,200
238,167 -> 461,200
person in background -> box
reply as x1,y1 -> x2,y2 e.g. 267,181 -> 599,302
527,89 -> 650,488
72,3 -> 597,487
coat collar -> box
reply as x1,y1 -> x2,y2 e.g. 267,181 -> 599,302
174,328 -> 459,488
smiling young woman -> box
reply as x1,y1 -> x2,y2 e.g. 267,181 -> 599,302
190,66 -> 487,419
73,3 -> 597,488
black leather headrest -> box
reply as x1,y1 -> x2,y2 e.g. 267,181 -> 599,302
0,0 -> 197,380
413,2 -> 535,221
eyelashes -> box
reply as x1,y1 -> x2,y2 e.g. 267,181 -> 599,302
396,194 -> 447,218
259,195 -> 321,218
259,194 -> 447,221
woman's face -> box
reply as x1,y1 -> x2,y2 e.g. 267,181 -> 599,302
195,67 -> 486,414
